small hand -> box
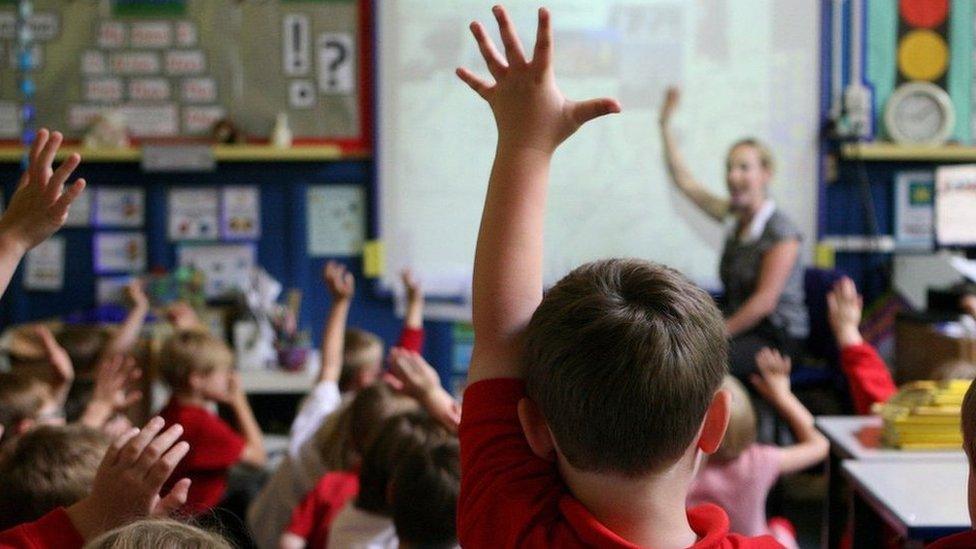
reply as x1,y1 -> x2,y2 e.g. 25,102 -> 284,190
92,354 -> 143,413
827,277 -> 864,347
125,279 -> 150,310
400,269 -> 422,304
165,301 -> 202,331
751,347 -> 792,401
659,86 -> 680,127
36,325 -> 74,387
323,261 -> 355,301
456,6 -> 620,154
388,347 -> 440,400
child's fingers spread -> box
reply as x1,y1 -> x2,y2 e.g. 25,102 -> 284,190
469,22 -> 506,77
147,441 -> 190,488
120,417 -> 165,465
156,478 -> 191,517
28,129 -> 49,171
48,153 -> 81,196
105,426 -> 141,467
456,67 -> 493,100
37,131 -> 63,180
52,179 -> 86,216
136,423 -> 184,475
492,5 -> 527,66
571,98 -> 622,125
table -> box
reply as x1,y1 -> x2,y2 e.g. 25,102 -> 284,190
842,460 -> 971,545
817,416 -> 964,548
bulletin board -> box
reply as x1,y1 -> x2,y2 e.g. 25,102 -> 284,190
0,0 -> 369,149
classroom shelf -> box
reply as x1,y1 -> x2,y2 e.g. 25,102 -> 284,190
841,142 -> 976,162
0,144 -> 369,163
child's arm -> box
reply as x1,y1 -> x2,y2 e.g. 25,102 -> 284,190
279,534 -> 307,549
456,6 -> 619,382
224,372 -> 267,467
64,417 -> 191,541
35,325 -> 74,406
828,277 -> 896,413
658,87 -> 728,222
389,347 -> 460,433
752,348 -> 829,475
100,280 -> 150,360
79,355 -> 143,429
0,130 -> 86,301
397,269 -> 425,353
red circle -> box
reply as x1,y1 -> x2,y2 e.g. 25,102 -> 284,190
900,0 -> 949,28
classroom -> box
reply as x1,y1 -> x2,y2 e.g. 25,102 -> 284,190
0,0 -> 973,548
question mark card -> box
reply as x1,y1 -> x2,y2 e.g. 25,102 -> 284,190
317,32 -> 354,95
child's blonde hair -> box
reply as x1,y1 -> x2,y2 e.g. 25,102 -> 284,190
0,424 -> 109,529
0,372 -> 51,443
314,382 -> 416,471
933,360 -> 976,382
340,328 -> 384,391
158,330 -> 233,391
83,519 -> 232,549
712,376 -> 757,463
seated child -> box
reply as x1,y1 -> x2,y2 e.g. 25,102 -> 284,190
926,379 -> 976,548
454,6 -> 779,546
328,411 -> 450,549
829,277 -> 976,414
391,439 -> 461,549
688,351 -> 829,547
0,416 -> 192,548
158,329 -> 266,515
0,372 -> 63,445
0,424 -> 109,529
248,263 -> 426,549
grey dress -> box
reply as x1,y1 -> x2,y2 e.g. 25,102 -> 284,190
720,208 -> 809,346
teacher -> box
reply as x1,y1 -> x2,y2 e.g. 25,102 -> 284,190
658,87 -> 808,378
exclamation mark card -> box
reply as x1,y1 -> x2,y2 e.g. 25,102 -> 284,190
283,14 -> 310,76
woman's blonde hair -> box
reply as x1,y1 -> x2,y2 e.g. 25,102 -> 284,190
83,519 -> 231,549
712,376 -> 757,462
727,137 -> 775,174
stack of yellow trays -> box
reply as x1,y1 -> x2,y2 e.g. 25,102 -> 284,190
880,380 -> 972,450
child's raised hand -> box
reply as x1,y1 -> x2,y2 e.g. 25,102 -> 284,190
165,301 -> 202,332
827,277 -> 864,347
35,325 -> 74,388
125,279 -> 150,310
751,347 -> 792,401
388,347 -> 440,400
0,129 -> 86,254
659,86 -> 680,127
65,417 -> 191,540
323,261 -> 354,301
400,269 -> 422,304
83,354 -> 143,428
456,6 -> 620,154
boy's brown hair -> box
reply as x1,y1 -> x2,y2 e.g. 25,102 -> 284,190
355,410 -> 449,515
0,372 -> 50,443
963,381 -> 976,467
158,330 -> 233,391
712,376 -> 756,462
340,328 -> 383,390
0,424 -> 110,529
523,259 -> 728,476
392,438 -> 460,547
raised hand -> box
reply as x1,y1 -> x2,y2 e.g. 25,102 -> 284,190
659,86 -> 680,127
81,354 -> 143,429
827,277 -> 864,347
401,269 -> 422,304
751,347 -> 792,402
456,6 -> 620,154
323,261 -> 354,301
125,279 -> 150,311
0,129 -> 86,253
35,325 -> 74,396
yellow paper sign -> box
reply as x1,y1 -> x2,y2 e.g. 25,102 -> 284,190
815,242 -> 836,269
363,240 -> 385,278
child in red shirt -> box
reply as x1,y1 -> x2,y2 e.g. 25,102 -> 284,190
157,330 -> 266,515
454,6 -> 779,547
926,379 -> 976,548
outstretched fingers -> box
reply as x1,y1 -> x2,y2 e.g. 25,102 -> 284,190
532,7 -> 552,70
456,67 -> 493,100
470,21 -> 507,78
492,5 -> 527,66
571,98 -> 623,126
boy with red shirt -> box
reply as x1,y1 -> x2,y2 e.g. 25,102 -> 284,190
927,380 -> 976,548
158,330 -> 266,515
453,6 -> 779,547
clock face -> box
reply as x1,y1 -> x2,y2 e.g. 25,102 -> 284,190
894,93 -> 945,142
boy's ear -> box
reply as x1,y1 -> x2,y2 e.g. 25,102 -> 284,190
517,398 -> 556,461
698,388 -> 731,454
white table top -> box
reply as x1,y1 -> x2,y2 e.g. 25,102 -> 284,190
842,459 -> 971,539
816,415 -> 965,460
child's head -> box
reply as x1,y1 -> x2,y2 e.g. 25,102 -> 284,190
711,376 -> 756,463
341,328 -> 384,392
315,382 -> 417,471
522,259 -> 729,477
356,410 -> 449,516
57,325 -> 110,375
0,372 -> 61,443
159,330 -> 233,397
83,518 -> 232,549
0,424 -> 109,529
392,439 -> 460,548
934,360 -> 976,382
963,380 -> 976,524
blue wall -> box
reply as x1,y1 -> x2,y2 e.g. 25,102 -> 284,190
0,159 -> 456,388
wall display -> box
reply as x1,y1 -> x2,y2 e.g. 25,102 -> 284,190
0,1 -> 365,145
935,164 -> 976,246
178,243 -> 255,298
168,187 -> 219,240
307,185 -> 365,256
221,185 -> 261,240
24,237 -> 65,291
94,187 -> 145,227
94,232 -> 147,273
894,171 -> 934,249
